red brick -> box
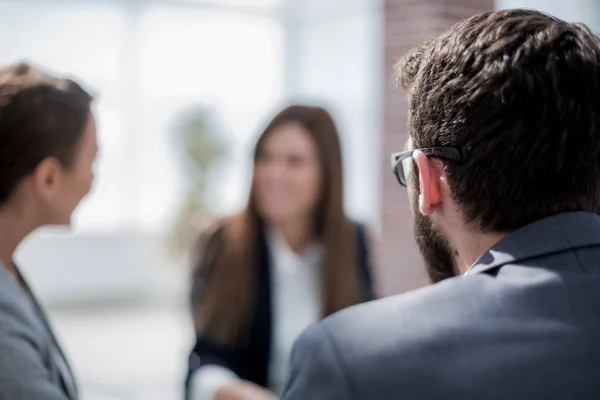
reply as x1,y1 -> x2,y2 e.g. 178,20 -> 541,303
378,0 -> 493,296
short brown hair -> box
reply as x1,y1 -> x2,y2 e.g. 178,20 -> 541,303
0,62 -> 93,204
397,9 -> 600,232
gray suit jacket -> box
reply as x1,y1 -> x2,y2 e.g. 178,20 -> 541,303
0,264 -> 78,400
282,212 -> 600,399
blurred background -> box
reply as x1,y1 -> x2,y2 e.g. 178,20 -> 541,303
3,0 -> 599,399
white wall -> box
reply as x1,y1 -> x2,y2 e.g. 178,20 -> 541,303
1,0 -> 284,304
16,231 -> 179,306
282,0 -> 384,231
496,0 -> 600,29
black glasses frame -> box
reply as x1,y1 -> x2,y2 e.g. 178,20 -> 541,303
390,147 -> 462,187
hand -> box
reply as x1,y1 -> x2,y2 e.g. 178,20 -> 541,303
216,381 -> 278,400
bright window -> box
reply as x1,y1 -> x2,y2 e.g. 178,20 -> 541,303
0,1 -> 283,233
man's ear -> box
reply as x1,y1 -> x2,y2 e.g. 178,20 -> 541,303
413,151 -> 442,215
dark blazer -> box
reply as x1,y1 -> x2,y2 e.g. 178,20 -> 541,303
0,264 -> 78,400
185,222 -> 374,398
283,212 -> 600,400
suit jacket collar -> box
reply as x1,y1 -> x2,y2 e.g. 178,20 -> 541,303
0,263 -> 78,399
466,211 -> 600,276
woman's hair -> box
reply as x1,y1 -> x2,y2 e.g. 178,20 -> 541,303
193,105 -> 365,345
0,62 -> 93,205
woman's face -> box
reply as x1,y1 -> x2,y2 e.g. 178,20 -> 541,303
254,123 -> 322,225
34,112 -> 98,226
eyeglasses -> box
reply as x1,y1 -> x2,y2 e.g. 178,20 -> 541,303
390,147 -> 462,187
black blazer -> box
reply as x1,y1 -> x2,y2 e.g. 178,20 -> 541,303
185,222 -> 374,398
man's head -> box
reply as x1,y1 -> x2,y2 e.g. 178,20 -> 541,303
394,9 -> 600,282
0,62 -> 96,227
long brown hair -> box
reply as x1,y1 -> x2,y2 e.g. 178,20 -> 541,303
193,105 -> 364,345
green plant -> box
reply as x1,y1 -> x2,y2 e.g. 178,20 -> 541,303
169,105 -> 225,256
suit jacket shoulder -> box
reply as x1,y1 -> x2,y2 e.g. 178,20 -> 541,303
190,222 -> 225,309
0,267 -> 73,400
352,220 -> 375,300
302,276 -> 489,393
284,213 -> 600,400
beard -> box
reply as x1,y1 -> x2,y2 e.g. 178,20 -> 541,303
411,183 -> 458,284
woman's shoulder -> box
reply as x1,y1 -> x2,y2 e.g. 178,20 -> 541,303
0,271 -> 41,340
190,216 -> 229,265
347,218 -> 368,240
0,267 -> 26,309
345,219 -> 376,300
192,215 -> 227,242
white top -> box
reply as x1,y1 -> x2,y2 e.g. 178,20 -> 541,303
189,229 -> 323,399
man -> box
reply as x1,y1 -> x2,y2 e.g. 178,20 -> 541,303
282,9 -> 600,400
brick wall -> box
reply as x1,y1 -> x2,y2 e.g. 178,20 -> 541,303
378,0 -> 494,296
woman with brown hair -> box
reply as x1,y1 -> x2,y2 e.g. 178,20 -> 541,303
185,105 -> 374,400
0,62 -> 96,399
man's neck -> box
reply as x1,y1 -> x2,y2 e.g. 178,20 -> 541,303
452,230 -> 507,275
